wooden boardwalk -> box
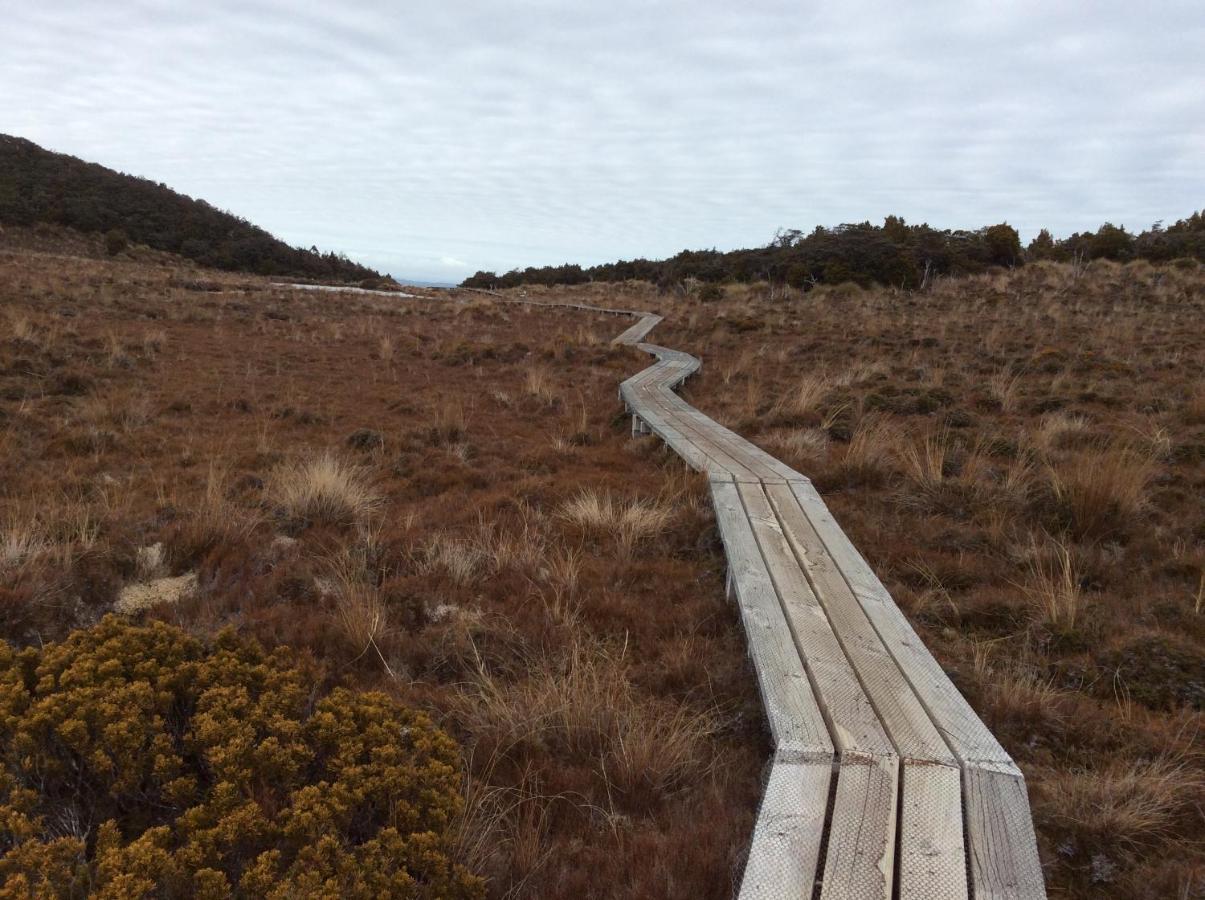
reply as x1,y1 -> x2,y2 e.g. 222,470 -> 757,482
298,285 -> 1046,897
610,312 -> 1046,899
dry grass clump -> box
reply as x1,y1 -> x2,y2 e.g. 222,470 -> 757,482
455,642 -> 718,804
1017,534 -> 1085,632
323,534 -> 391,671
1048,444 -> 1155,538
773,372 -> 830,419
524,366 -> 558,405
1039,758 -> 1201,856
1032,411 -> 1093,454
989,369 -> 1024,411
420,532 -> 488,586
418,514 -> 550,586
269,451 -> 380,525
898,428 -> 953,490
762,427 -> 830,462
556,489 -> 674,553
826,413 -> 896,486
429,396 -> 470,444
0,519 -> 47,574
165,465 -> 264,566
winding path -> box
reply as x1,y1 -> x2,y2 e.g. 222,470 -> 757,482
301,283 -> 1048,898
601,301 -> 1045,900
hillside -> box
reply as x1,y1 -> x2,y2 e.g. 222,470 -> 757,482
0,134 -> 378,281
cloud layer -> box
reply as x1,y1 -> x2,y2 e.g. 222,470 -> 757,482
3,0 -> 1202,281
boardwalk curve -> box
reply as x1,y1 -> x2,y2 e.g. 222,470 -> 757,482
299,284 -> 1047,898
605,306 -> 1047,899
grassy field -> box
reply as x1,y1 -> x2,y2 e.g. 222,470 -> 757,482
2,233 -> 1202,897
0,239 -> 765,897
524,263 -> 1205,898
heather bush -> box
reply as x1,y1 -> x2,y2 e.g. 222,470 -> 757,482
0,616 -> 481,899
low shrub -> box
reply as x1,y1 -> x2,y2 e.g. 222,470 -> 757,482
0,616 -> 481,898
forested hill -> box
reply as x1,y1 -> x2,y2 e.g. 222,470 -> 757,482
462,212 -> 1205,291
0,135 -> 379,281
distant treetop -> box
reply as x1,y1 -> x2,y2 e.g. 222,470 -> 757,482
0,134 -> 379,281
461,212 -> 1204,291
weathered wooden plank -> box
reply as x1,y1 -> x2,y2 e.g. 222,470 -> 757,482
784,480 -> 1040,897
738,754 -> 833,900
765,480 -> 969,899
765,483 -> 955,766
635,385 -> 762,481
738,482 -> 893,756
710,479 -> 833,756
612,313 -> 663,344
965,767 -> 1046,900
898,763 -> 969,900
787,480 -> 1015,770
818,751 -> 897,900
738,482 -> 902,900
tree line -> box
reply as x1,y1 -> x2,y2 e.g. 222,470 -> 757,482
0,134 -> 379,281
461,212 -> 1204,291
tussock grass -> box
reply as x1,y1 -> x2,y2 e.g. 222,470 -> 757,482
1033,411 -> 1092,454
989,369 -> 1024,411
831,413 -> 896,485
165,465 -> 263,566
1048,444 -> 1154,538
1019,534 -> 1083,631
0,518 -> 47,574
898,428 -> 952,490
454,641 -> 718,804
429,396 -> 469,444
419,533 -> 487,585
324,539 -> 391,671
269,452 -> 379,525
419,516 -> 550,586
763,427 -> 829,461
1040,758 -> 1201,855
557,489 -> 674,553
783,373 -> 830,417
523,367 -> 557,405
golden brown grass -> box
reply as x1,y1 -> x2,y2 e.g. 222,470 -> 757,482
0,241 -> 764,898
1018,534 -> 1084,632
4,235 -> 1200,899
604,259 -> 1204,898
269,452 -> 380,525
557,488 -> 675,554
1048,444 -> 1155,538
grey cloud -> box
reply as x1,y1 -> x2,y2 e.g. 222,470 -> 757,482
2,0 -> 1202,281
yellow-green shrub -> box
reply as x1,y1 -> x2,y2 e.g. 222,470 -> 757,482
0,615 -> 481,899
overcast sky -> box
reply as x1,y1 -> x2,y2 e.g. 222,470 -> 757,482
3,1 -> 1202,282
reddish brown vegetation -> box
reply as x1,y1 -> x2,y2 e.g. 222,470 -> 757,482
515,265 -> 1204,898
3,229 -> 1201,898
0,236 -> 763,897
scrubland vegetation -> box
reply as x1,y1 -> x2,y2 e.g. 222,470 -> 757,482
0,616 -> 479,898
0,236 -> 763,897
1,225 -> 1200,898
517,260 -> 1204,898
